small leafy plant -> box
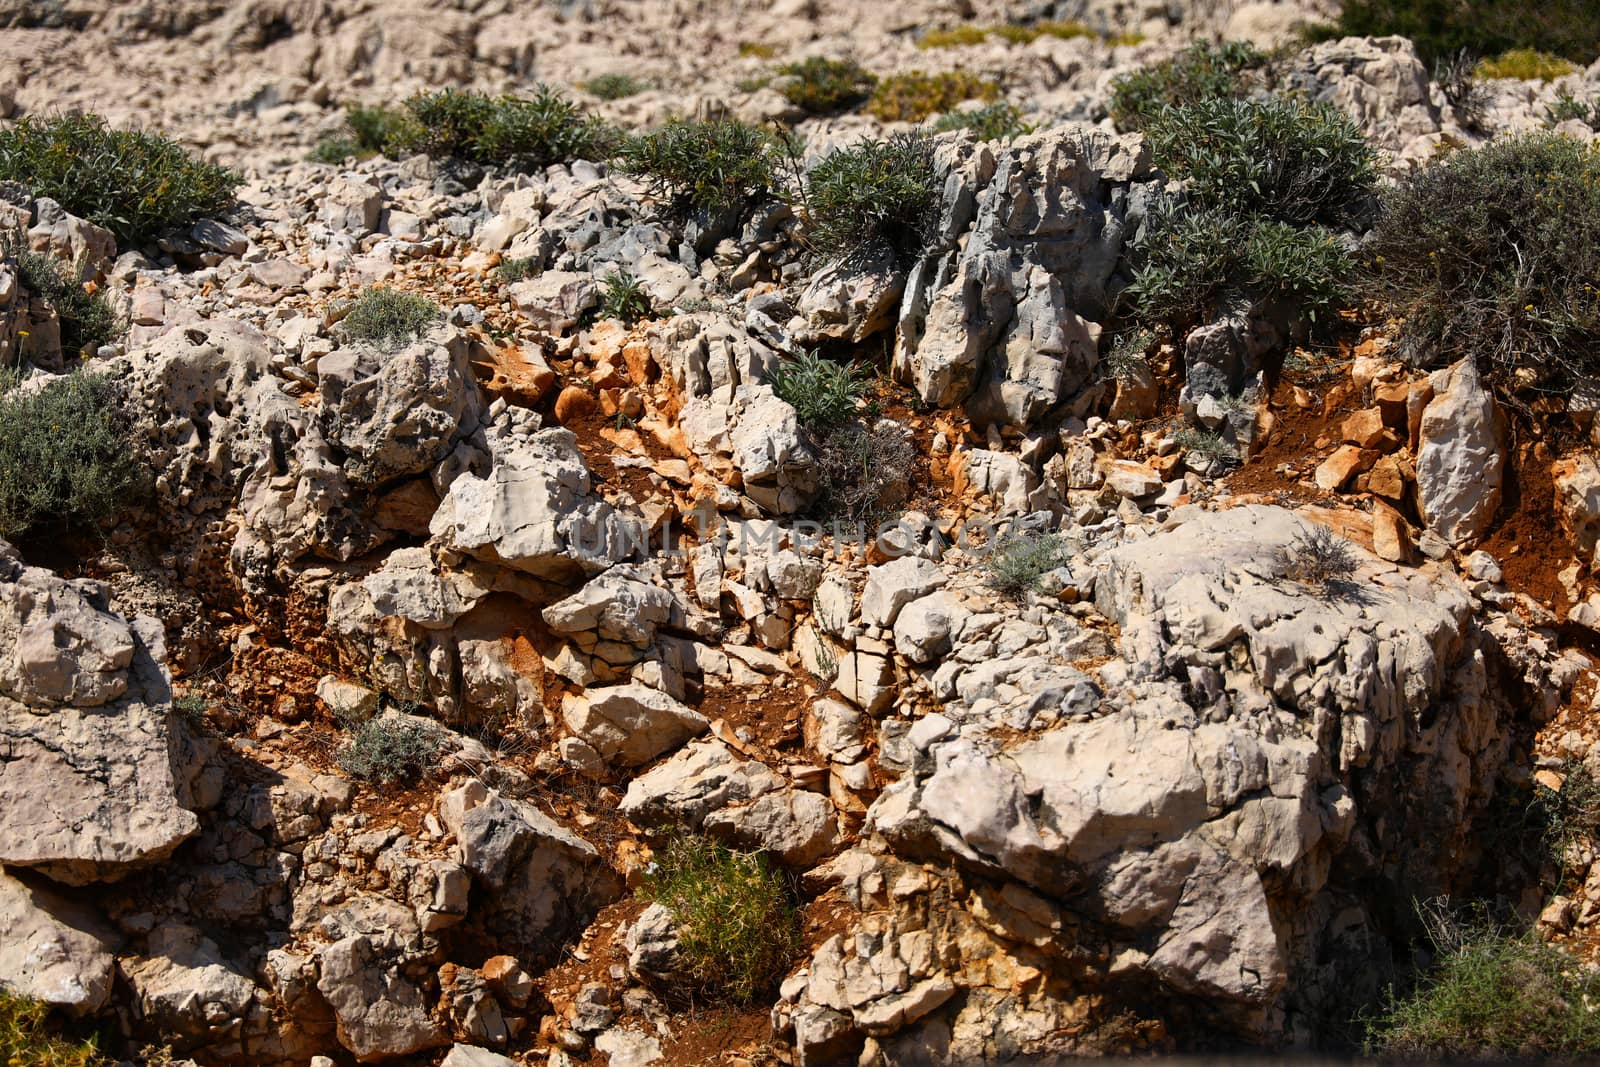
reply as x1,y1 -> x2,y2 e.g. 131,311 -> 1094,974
586,73 -> 648,100
867,70 -> 1000,123
1545,87 -> 1596,125
1434,50 -> 1489,129
0,371 -> 140,541
1108,40 -> 1265,131
337,716 -> 444,787
986,529 -> 1071,596
10,249 -> 124,355
339,287 -> 441,350
599,269 -> 650,324
770,352 -> 869,428
1367,904 -> 1600,1059
779,57 -> 876,114
804,130 -> 941,266
494,256 -> 537,285
0,113 -> 241,247
933,101 -> 1031,140
815,421 -> 915,525
616,118 -> 782,217
642,834 -> 801,1004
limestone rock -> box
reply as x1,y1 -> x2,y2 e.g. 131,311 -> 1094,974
440,782 -> 621,963
431,408 -> 634,580
318,325 -> 481,486
562,684 -> 708,767
542,564 -> 675,646
509,271 -> 598,335
1416,359 -> 1504,546
860,556 -> 946,629
122,925 -> 260,1046
0,551 -> 199,884
315,933 -> 448,1062
0,869 -> 118,1015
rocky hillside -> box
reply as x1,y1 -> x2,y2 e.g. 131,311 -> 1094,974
4,1 -> 1600,1065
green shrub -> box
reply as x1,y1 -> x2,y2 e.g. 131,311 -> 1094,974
1545,87 -> 1596,125
1364,132 -> 1600,392
918,26 -> 988,48
805,131 -> 941,266
779,57 -> 877,115
586,73 -> 648,100
1101,327 -> 1155,381
1172,426 -> 1237,467
599,269 -> 650,324
770,352 -> 869,428
933,101 -> 1031,140
986,530 -> 1071,596
0,114 -> 241,248
1108,40 -> 1265,131
1476,48 -> 1578,80
1107,30 -> 1147,46
642,834 -> 800,1004
0,989 -> 102,1067
1126,207 -> 1353,328
738,41 -> 778,59
815,421 -> 914,525
0,371 -> 140,541
1368,911 -> 1600,1059
10,249 -> 124,355
616,118 -> 782,217
867,70 -> 1000,123
1532,764 -> 1600,880
337,716 -> 444,787
307,137 -> 358,164
339,287 -> 441,350
494,256 -> 537,285
347,103 -> 410,154
1145,96 -> 1378,228
387,87 -> 612,169
1322,0 -> 1600,67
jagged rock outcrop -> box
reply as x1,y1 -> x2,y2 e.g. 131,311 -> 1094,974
893,127 -> 1150,427
778,504 -> 1567,1057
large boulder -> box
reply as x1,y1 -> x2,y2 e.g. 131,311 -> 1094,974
786,504 -> 1563,1056
431,405 -> 635,579
317,324 -> 482,486
0,545 -> 199,883
439,782 -> 622,964
0,869 -> 118,1015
